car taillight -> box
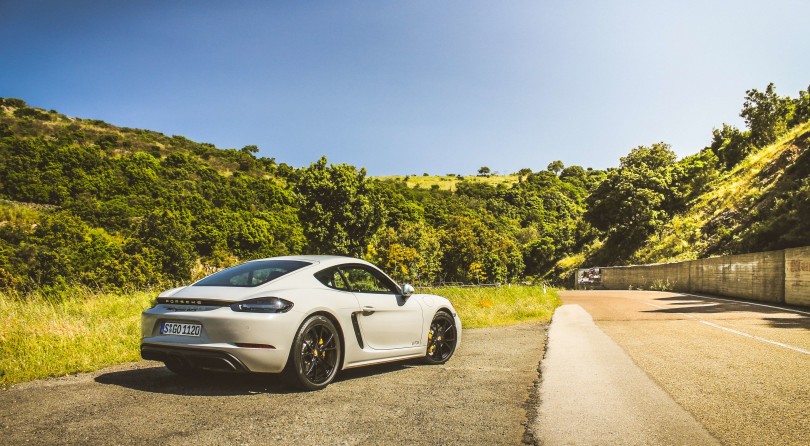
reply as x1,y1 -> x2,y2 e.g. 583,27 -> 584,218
230,297 -> 293,313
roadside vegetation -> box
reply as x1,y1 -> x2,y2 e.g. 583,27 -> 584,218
424,285 -> 561,329
0,287 -> 154,388
0,285 -> 557,388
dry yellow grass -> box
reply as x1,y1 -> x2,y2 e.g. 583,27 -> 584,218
379,174 -> 522,191
0,288 -> 155,388
0,284 -> 560,387
421,285 -> 560,329
635,121 -> 810,263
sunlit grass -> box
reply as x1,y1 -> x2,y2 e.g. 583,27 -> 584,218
635,121 -> 810,264
0,288 -> 155,388
556,252 -> 586,271
0,284 -> 560,387
705,121 -> 810,219
421,285 -> 561,329
378,174 -> 521,191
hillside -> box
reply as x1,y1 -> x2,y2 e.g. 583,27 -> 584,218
0,97 -> 595,290
635,121 -> 810,263
573,83 -> 810,270
0,98 -> 304,290
377,174 -> 521,192
0,83 -> 808,291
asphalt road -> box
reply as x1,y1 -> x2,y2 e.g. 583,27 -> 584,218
549,290 -> 810,446
534,304 -> 719,445
4,291 -> 807,445
0,323 -> 546,446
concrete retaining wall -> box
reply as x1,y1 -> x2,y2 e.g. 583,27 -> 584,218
689,251 -> 785,302
586,246 -> 810,307
785,246 -> 810,307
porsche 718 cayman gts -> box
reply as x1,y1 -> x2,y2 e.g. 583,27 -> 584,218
141,256 -> 461,390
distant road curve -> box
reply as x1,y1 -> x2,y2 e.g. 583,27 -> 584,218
536,290 -> 810,446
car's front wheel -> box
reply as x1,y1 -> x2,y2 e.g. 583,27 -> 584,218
423,311 -> 458,365
284,315 -> 342,391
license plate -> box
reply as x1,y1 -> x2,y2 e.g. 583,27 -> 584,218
161,322 -> 202,337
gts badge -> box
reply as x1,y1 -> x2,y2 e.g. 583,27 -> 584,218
412,340 -> 420,346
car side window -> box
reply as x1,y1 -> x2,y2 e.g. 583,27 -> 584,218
226,267 -> 286,286
339,266 -> 397,294
314,268 -> 350,291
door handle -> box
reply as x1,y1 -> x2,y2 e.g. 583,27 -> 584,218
361,306 -> 375,316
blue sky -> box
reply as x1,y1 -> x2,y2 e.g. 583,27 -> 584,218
2,1 -> 809,175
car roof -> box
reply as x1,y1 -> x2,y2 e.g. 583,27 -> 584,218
249,255 -> 373,268
254,255 -> 396,287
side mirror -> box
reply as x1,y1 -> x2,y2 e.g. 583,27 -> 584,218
401,283 -> 415,298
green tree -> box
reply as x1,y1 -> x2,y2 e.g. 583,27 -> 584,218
440,215 -> 523,283
741,83 -> 794,147
585,143 -> 679,263
790,85 -> 810,127
128,209 -> 195,282
366,220 -> 442,284
523,236 -> 556,276
671,149 -> 720,207
295,157 -> 385,256
547,160 -> 564,174
708,124 -> 753,169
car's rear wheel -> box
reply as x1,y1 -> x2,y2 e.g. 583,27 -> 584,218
284,315 -> 342,391
423,311 -> 457,365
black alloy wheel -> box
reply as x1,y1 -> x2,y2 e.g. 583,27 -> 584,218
423,311 -> 457,365
285,315 -> 342,391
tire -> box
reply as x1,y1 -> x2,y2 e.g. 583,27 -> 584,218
423,311 -> 458,365
284,315 -> 342,391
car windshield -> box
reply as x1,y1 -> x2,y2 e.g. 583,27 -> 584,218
193,260 -> 311,287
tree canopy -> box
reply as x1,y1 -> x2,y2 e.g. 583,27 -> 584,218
0,82 -> 809,292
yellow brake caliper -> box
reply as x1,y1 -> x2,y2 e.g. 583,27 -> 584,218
428,328 -> 435,355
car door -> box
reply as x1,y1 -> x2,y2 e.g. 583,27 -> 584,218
339,265 -> 423,350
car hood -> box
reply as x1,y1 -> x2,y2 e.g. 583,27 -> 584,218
161,286 -> 270,302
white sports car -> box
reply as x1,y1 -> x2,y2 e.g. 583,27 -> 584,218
141,255 -> 462,390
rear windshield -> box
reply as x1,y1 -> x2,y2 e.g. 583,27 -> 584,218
193,260 -> 311,287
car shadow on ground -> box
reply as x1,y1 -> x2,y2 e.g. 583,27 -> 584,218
95,360 -> 421,396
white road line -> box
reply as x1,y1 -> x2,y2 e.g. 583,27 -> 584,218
697,320 -> 810,355
682,293 -> 810,316
642,301 -> 810,355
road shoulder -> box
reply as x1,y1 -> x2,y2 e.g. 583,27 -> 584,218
531,304 -> 719,446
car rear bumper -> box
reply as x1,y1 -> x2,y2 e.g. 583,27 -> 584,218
140,340 -> 291,373
141,343 -> 249,373
141,304 -> 303,373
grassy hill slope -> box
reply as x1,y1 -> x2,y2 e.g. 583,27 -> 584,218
376,174 -> 521,191
2,84 -> 808,291
0,98 -> 307,290
635,121 -> 810,263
